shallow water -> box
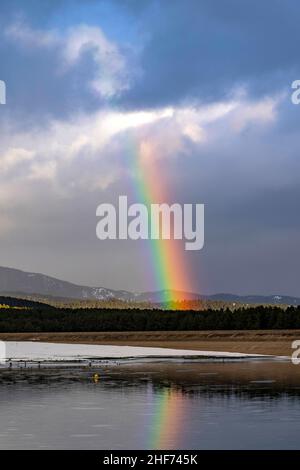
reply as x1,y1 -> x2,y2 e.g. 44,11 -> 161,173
0,361 -> 300,449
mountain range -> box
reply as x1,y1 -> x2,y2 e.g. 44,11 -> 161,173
0,265 -> 299,305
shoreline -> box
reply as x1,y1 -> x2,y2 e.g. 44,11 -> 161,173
1,356 -> 278,370
0,330 -> 297,357
0,341 -> 288,369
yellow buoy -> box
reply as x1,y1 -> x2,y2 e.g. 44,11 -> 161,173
92,373 -> 100,383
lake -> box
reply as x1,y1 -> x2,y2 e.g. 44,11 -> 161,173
0,360 -> 299,449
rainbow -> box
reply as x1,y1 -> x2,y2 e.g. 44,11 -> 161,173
129,138 -> 194,307
148,387 -> 186,449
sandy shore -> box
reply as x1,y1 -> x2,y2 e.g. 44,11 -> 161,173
0,330 -> 298,357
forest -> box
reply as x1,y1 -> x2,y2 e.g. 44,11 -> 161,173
0,304 -> 299,332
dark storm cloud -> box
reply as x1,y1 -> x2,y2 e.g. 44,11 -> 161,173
156,95 -> 300,296
2,0 -> 298,117
118,0 -> 300,108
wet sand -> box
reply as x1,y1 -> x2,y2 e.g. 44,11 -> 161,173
0,330 -> 299,357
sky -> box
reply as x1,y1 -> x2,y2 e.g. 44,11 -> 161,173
0,0 -> 299,296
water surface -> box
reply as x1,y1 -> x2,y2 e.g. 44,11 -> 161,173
0,361 -> 300,449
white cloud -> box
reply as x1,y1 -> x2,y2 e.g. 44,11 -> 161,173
5,19 -> 59,48
0,94 -> 281,192
63,25 -> 129,98
5,21 -> 130,99
0,147 -> 35,172
229,96 -> 281,132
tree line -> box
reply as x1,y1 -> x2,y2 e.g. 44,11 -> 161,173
0,305 -> 299,332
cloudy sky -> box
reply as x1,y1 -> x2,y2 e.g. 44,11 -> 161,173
0,0 -> 299,296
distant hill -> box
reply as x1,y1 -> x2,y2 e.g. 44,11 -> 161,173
135,290 -> 300,306
0,266 -> 133,301
0,266 -> 299,306
201,293 -> 300,306
0,295 -> 51,309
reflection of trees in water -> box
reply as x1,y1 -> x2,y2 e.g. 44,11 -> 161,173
1,369 -> 300,401
146,380 -> 300,400
101,377 -> 300,401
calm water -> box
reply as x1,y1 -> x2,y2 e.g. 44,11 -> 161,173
0,361 -> 300,449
